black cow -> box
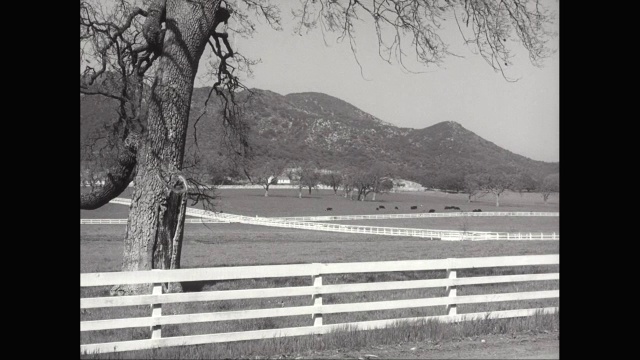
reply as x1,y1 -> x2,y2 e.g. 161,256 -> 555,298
326,207 -> 333,211
379,206 -> 385,209
429,209 -> 435,213
411,206 -> 418,210
394,206 -> 399,210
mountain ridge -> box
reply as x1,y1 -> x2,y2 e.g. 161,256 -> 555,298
81,87 -> 558,187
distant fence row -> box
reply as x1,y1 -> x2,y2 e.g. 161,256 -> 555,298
80,254 -> 559,354
81,212 -> 560,225
217,214 -> 559,241
272,211 -> 559,222
104,198 -> 559,241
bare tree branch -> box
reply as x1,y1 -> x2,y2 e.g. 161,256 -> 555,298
292,0 -> 555,79
80,143 -> 137,210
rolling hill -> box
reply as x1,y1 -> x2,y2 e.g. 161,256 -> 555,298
80,87 -> 559,187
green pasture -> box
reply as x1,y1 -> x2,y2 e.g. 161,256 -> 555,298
81,187 -> 560,272
80,188 -> 559,358
80,187 -> 558,219
81,223 -> 559,273
80,188 -> 560,236
324,217 -> 559,233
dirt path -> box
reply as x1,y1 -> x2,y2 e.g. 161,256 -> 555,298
278,332 -> 559,359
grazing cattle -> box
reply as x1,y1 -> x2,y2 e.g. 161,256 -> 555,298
376,207 -> 379,211
429,209 -> 435,213
394,206 -> 399,210
379,206 -> 385,209
326,207 -> 333,211
472,209 -> 482,212
410,206 -> 418,210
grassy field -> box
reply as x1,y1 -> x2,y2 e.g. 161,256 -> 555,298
81,188 -> 559,358
81,223 -> 559,273
80,188 -> 559,233
81,188 -> 559,218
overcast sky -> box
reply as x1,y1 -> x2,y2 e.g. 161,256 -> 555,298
195,0 -> 559,163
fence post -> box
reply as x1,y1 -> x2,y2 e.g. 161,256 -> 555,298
445,263 -> 457,316
151,270 -> 162,339
311,264 -> 323,327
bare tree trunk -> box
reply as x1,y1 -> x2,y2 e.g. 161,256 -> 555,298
495,193 -> 500,207
111,0 -> 220,296
372,192 -> 376,201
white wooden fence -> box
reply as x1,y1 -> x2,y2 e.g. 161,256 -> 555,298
81,254 -> 559,354
185,208 -> 558,240
273,211 -> 559,222
235,216 -> 559,241
103,198 -> 559,240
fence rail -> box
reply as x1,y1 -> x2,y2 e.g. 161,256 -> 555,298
81,254 -> 559,354
105,198 -> 559,240
273,211 -> 559,222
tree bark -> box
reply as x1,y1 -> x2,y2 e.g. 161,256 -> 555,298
111,0 -> 221,296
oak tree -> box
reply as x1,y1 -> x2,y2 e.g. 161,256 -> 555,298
80,0 -> 556,295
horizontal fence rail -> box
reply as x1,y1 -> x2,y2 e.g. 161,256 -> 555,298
81,255 -> 559,354
104,198 -> 559,240
272,211 -> 559,222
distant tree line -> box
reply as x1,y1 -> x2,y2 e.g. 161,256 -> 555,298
196,149 -> 559,204
462,172 -> 559,206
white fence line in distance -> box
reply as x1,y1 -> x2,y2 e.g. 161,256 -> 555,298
104,198 -> 558,241
273,211 -> 559,222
